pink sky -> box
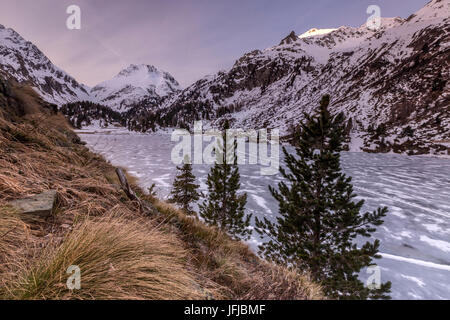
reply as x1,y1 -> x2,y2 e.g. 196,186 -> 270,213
0,0 -> 430,87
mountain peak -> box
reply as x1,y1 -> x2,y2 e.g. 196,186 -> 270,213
408,0 -> 450,22
279,31 -> 298,45
91,64 -> 181,111
298,28 -> 338,39
159,0 -> 449,156
118,64 -> 158,77
0,24 -> 90,104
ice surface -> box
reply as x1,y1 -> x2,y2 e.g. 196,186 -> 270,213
77,129 -> 450,300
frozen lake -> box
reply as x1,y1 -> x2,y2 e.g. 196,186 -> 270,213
78,128 -> 450,300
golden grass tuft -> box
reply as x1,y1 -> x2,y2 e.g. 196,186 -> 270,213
0,207 -> 32,272
0,206 -> 46,295
4,215 -> 216,300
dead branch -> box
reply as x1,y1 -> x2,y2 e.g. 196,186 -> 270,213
115,168 -> 159,216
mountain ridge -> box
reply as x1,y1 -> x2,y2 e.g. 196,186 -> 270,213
0,0 -> 448,155
90,63 -> 181,112
150,0 -> 449,155
0,24 -> 91,104
0,25 -> 181,112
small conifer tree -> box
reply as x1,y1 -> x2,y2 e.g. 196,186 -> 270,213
169,155 -> 200,215
255,95 -> 391,299
199,120 -> 252,240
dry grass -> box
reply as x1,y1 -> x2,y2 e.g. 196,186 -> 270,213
0,207 -> 35,272
0,80 -> 323,300
0,206 -> 47,296
4,215 -> 215,300
148,198 -> 323,300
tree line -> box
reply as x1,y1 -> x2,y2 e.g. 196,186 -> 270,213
61,101 -> 125,129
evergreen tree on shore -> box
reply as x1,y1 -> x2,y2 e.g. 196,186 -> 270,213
255,95 -> 391,299
169,155 -> 200,215
199,120 -> 251,240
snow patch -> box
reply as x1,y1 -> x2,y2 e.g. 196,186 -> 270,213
299,28 -> 337,39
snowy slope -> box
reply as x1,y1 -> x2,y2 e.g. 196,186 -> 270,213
0,26 -> 181,111
90,64 -> 181,112
158,0 -> 450,155
0,24 -> 90,104
299,28 -> 338,39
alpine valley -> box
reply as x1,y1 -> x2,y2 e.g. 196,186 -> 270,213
1,0 -> 450,302
0,0 -> 449,155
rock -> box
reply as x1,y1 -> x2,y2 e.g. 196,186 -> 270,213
8,190 -> 57,217
279,31 -> 297,45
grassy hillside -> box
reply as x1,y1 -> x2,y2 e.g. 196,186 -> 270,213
0,78 -> 322,300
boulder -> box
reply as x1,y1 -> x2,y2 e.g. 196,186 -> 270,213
8,190 -> 57,217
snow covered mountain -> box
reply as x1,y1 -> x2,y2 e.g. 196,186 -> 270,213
0,25 -> 181,112
0,0 -> 448,155
90,64 -> 181,111
0,24 -> 90,104
299,28 -> 338,39
157,0 -> 449,155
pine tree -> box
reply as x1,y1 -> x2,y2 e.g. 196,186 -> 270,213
255,95 -> 391,299
169,155 -> 200,215
199,120 -> 252,240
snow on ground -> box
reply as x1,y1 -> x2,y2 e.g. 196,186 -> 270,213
77,128 -> 450,300
0,24 -> 91,104
299,28 -> 338,38
90,64 -> 181,111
